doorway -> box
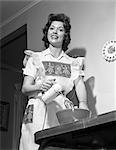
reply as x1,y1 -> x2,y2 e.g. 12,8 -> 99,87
0,24 -> 27,150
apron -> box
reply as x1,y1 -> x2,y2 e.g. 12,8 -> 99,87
19,50 -> 84,150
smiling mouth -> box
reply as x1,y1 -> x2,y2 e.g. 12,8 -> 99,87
51,35 -> 58,39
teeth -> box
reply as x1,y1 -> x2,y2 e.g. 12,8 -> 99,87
51,35 -> 58,39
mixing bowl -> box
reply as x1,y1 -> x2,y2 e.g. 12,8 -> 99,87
56,108 -> 90,124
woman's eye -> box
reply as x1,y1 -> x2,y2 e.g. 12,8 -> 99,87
49,27 -> 54,30
59,29 -> 64,32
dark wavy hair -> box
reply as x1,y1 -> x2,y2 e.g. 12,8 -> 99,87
42,13 -> 71,52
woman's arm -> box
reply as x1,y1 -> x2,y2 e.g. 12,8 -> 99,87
74,76 -> 89,110
22,75 -> 42,96
22,75 -> 54,97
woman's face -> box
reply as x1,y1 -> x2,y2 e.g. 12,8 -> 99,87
47,21 -> 65,48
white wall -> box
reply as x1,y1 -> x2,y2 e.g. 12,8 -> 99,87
1,0 -> 116,115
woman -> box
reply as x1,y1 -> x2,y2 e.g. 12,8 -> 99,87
19,13 -> 89,150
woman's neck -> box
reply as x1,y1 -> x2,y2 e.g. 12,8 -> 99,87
49,45 -> 62,58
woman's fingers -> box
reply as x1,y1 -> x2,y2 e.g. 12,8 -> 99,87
41,79 -> 55,92
42,83 -> 51,91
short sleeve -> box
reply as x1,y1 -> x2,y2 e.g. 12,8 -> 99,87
23,56 -> 37,79
71,57 -> 85,81
23,50 -> 35,67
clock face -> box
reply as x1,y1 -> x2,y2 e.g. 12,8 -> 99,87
102,40 -> 116,62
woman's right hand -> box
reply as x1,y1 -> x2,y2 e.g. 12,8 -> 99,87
40,79 -> 55,92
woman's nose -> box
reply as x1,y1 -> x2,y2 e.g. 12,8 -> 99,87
53,28 -> 58,34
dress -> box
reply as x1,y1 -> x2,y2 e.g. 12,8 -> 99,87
19,48 -> 84,150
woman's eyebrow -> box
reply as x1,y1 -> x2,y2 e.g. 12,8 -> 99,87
50,25 -> 64,28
